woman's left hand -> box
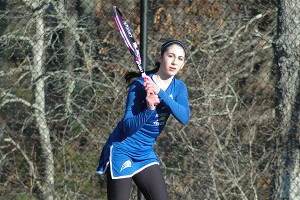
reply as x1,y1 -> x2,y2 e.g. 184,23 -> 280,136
146,93 -> 160,110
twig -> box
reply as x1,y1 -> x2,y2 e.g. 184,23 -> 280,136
4,136 -> 43,192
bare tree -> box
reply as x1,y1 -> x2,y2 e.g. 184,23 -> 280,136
272,0 -> 300,199
32,7 -> 55,200
0,0 -> 55,199
0,0 -> 126,198
2,0 -> 295,199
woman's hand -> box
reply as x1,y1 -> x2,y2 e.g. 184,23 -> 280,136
143,74 -> 160,110
142,74 -> 160,95
146,93 -> 160,110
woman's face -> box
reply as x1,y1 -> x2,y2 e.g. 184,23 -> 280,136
158,44 -> 185,78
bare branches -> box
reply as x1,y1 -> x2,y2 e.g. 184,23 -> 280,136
4,136 -> 42,192
0,34 -> 34,47
0,0 -> 282,199
21,0 -> 50,11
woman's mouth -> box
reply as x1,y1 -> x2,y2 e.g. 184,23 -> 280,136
169,67 -> 177,71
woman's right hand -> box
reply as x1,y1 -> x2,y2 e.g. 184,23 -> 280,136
142,74 -> 160,110
142,74 -> 160,95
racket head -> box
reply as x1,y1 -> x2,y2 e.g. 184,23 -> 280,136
112,6 -> 144,74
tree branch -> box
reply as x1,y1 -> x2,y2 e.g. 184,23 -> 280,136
4,136 -> 43,192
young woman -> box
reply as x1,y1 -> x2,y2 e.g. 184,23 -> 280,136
96,40 -> 190,200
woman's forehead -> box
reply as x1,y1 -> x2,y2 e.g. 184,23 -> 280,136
165,45 -> 185,56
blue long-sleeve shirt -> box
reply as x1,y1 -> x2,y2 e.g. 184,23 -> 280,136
96,74 -> 190,179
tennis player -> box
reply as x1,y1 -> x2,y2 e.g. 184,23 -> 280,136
96,40 -> 190,200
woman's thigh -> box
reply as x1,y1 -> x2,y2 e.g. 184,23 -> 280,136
106,170 -> 132,200
133,164 -> 168,200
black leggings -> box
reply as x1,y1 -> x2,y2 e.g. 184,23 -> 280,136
106,164 -> 168,200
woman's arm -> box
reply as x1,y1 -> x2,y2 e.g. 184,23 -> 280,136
158,82 -> 190,125
119,80 -> 156,136
143,75 -> 190,125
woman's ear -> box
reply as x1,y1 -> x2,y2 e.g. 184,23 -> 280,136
157,53 -> 162,63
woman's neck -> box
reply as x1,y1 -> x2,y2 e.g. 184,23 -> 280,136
153,73 -> 173,91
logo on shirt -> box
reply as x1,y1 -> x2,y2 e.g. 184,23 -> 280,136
153,113 -> 168,126
169,94 -> 173,99
120,160 -> 132,172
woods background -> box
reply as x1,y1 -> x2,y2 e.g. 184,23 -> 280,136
1,0 -> 300,199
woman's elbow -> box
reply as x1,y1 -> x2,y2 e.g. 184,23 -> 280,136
120,119 -> 135,136
181,117 -> 190,125
180,112 -> 190,125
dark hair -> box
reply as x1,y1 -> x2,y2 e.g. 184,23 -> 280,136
124,40 -> 186,85
160,40 -> 187,56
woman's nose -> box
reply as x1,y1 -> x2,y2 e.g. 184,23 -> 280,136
171,58 -> 177,65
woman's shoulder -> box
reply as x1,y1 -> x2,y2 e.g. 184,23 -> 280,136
173,77 -> 187,87
129,76 -> 144,90
172,77 -> 188,95
134,76 -> 144,84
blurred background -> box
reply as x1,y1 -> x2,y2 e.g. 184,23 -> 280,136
0,0 -> 300,199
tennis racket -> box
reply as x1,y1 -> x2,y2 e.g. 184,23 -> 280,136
112,6 -> 145,76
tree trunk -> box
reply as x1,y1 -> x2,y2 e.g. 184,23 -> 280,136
272,0 -> 300,199
57,0 -> 77,115
32,10 -> 55,200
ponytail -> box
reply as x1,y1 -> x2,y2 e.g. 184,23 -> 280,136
124,62 -> 160,86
